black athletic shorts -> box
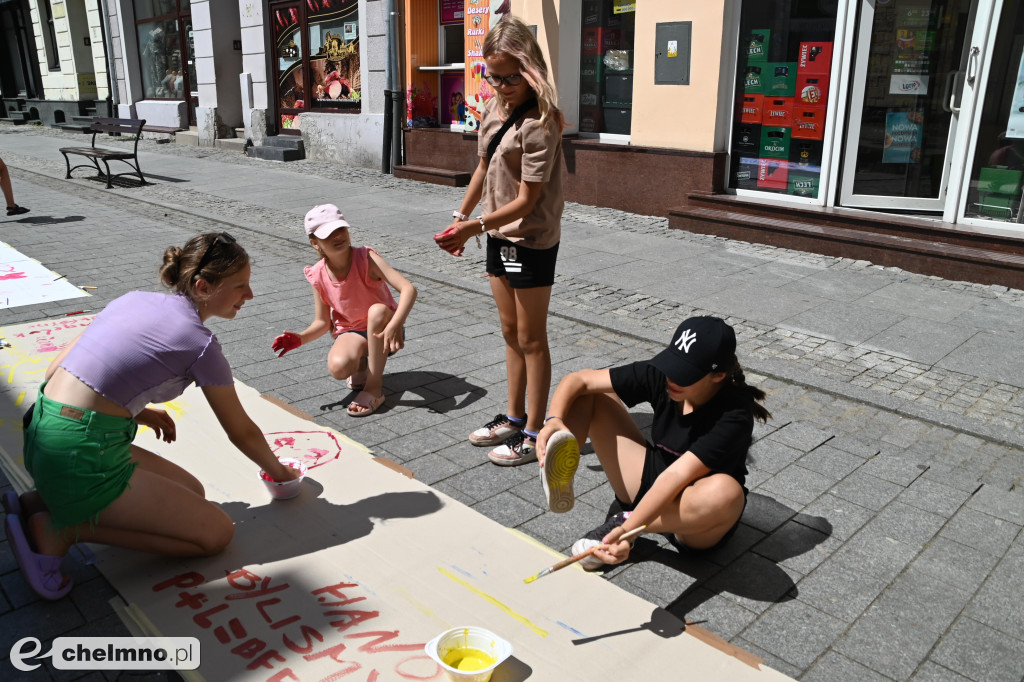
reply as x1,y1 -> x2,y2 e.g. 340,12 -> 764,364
621,444 -> 748,552
485,236 -> 559,289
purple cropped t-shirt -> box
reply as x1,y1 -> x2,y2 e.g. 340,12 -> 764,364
59,291 -> 234,416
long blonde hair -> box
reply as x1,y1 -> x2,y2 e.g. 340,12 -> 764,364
483,15 -> 565,130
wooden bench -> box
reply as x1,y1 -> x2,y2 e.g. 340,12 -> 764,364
59,117 -> 148,188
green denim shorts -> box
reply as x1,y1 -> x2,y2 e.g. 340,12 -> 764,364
23,384 -> 138,528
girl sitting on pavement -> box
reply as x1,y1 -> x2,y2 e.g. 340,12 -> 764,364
536,316 -> 771,570
273,204 -> 416,417
5,232 -> 301,600
434,15 -> 566,466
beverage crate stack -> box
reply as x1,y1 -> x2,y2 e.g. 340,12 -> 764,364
732,29 -> 832,197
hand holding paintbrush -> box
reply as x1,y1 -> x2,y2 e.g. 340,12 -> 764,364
523,525 -> 646,583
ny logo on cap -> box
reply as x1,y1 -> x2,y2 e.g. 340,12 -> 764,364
674,329 -> 697,353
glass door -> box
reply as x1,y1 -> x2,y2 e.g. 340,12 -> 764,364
959,0 -> 1024,229
840,0 -> 977,210
272,2 -> 306,134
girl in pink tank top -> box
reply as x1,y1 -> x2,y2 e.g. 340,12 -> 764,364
273,204 -> 417,417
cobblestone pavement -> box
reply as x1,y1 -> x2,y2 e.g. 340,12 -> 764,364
0,126 -> 1022,681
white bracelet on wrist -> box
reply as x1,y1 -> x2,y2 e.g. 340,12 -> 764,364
453,210 -> 469,221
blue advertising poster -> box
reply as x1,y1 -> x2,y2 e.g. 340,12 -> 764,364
882,111 -> 923,163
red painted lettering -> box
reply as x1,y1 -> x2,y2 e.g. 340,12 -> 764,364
226,569 -> 290,599
346,631 -> 425,654
268,669 -> 300,682
153,572 -> 205,592
231,637 -> 267,660
257,598 -> 301,630
325,610 -> 380,633
193,603 -> 229,628
214,617 -> 247,644
174,591 -> 209,610
284,625 -> 325,654
246,648 -> 287,671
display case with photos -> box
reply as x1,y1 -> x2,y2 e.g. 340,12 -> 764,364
729,3 -> 838,198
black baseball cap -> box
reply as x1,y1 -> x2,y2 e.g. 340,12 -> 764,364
649,316 -> 736,386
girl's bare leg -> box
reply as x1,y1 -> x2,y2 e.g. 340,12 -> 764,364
490,275 -> 527,420
512,286 -> 552,434
362,303 -> 395,399
326,332 -> 368,381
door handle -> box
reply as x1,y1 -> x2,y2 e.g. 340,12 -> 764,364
943,70 -> 963,114
966,46 -> 980,85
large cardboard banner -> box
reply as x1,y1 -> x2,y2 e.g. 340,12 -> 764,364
0,242 -> 89,309
0,316 -> 794,681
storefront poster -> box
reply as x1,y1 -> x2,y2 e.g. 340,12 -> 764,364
613,0 -> 636,13
882,111 -> 924,163
889,74 -> 929,95
463,0 -> 506,130
440,72 -> 466,126
441,0 -> 463,24
892,0 -> 935,75
1007,49 -> 1024,139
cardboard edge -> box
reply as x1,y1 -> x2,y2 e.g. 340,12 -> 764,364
260,394 -> 314,421
372,456 -> 415,479
685,621 -> 765,670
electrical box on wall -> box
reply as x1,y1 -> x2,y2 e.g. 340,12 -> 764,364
655,22 -> 691,85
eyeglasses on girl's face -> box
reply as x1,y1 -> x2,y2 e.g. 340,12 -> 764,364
484,73 -> 524,87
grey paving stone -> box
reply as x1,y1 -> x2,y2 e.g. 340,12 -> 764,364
797,493 -> 875,541
741,491 -> 797,534
758,464 -> 836,506
938,507 -> 1021,557
963,543 -> 1024,637
912,536 -> 1000,593
910,661 -> 973,681
802,651 -> 894,682
401,453 -> 464,485
899,477 -> 973,517
938,329 -> 1024,388
796,559 -> 890,623
872,566 -> 973,635
782,299 -> 905,345
747,438 -> 805,475
837,609 -> 941,681
767,420 -> 834,452
966,485 -> 1024,525
833,531 -> 920,582
741,598 -> 847,669
798,443 -> 867,479
830,470 -> 905,511
705,553 -> 801,615
469,492 -> 544,528
864,501 -> 946,547
729,637 -> 804,680
932,617 -> 1024,682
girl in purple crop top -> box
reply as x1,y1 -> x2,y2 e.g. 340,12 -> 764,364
10,233 -> 300,601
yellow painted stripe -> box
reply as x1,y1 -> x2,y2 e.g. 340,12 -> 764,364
437,567 -> 548,638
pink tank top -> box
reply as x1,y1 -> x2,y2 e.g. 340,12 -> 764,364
304,246 -> 397,336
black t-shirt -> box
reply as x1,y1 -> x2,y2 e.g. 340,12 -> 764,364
609,361 -> 754,486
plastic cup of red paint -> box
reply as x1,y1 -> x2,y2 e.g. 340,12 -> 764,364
259,458 -> 307,500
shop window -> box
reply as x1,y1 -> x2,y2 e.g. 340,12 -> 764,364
578,0 -> 636,136
963,2 -> 1024,224
271,0 -> 360,132
729,3 -> 838,198
41,0 -> 60,71
134,0 -> 194,102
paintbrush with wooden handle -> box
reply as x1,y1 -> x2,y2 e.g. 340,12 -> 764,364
523,525 -> 646,584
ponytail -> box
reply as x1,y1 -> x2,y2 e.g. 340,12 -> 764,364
726,357 -> 772,423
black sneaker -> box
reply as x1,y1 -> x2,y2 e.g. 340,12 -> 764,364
469,413 -> 525,446
571,512 -> 631,570
487,431 -> 537,466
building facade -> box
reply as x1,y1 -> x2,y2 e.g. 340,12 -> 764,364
400,0 -> 1024,287
1,0 -> 112,125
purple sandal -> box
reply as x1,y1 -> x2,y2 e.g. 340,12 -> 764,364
5,512 -> 72,600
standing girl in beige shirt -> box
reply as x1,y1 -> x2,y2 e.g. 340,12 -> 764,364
435,15 -> 565,466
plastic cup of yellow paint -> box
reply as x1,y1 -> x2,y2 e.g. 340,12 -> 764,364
259,458 -> 307,500
424,626 -> 512,682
